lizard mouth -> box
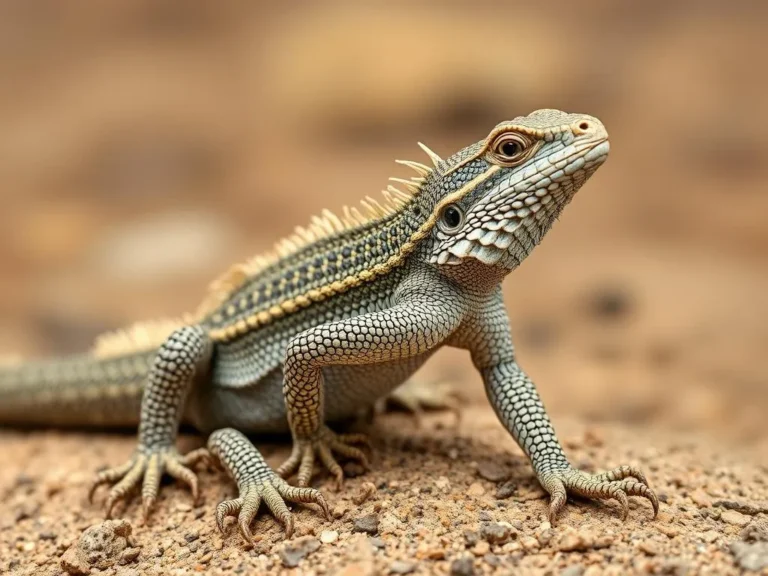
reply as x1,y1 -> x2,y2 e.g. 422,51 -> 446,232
431,137 -> 610,269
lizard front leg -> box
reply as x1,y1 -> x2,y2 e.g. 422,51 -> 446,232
467,293 -> 658,523
89,325 -> 212,520
278,283 -> 465,487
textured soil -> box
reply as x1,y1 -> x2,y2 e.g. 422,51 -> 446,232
2,407 -> 767,575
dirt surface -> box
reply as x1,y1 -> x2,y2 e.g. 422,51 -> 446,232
2,409 -> 767,575
1,2 -> 767,575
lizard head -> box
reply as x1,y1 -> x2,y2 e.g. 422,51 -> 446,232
409,109 -> 609,274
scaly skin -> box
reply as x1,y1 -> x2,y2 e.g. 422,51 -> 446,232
0,109 -> 657,542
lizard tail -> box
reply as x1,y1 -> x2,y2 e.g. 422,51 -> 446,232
0,318 -> 187,428
0,351 -> 154,428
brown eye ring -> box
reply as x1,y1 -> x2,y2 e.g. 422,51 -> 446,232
489,132 -> 533,166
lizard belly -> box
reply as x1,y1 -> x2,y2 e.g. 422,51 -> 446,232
188,350 -> 435,435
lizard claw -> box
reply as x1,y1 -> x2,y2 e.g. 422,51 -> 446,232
277,426 -> 370,488
89,447 -> 209,521
539,464 -> 659,524
215,476 -> 329,543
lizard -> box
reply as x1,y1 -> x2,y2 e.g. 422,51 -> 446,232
0,109 -> 658,543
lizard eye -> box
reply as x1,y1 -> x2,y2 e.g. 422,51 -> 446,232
438,203 -> 464,234
489,132 -> 532,166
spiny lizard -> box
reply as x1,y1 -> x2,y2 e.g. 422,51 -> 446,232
0,109 -> 657,542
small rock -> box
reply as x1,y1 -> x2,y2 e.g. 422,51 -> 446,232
689,489 -> 712,508
278,536 -> 321,568
721,509 -> 751,527
741,520 -> 768,542
536,523 -> 555,547
730,541 -> 768,572
352,482 -> 377,505
119,547 -> 141,565
38,531 -> 57,541
476,461 -> 510,482
715,499 -> 768,516
450,556 -> 475,576
701,530 -> 719,543
560,566 -> 585,576
183,530 -> 199,543
60,519 -> 134,574
332,502 -> 349,519
495,480 -> 517,500
466,483 -> 486,497
61,548 -> 90,576
353,514 -> 380,535
637,540 -> 660,556
556,529 -> 595,552
656,524 -> 681,538
463,530 -> 480,547
435,477 -> 451,491
369,537 -> 386,549
416,543 -> 446,560
480,522 -> 514,545
520,536 -> 539,551
320,530 -> 339,544
390,560 -> 416,574
471,541 -> 490,556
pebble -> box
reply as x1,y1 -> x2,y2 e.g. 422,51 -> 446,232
332,502 -> 349,519
60,519 -> 134,574
450,556 -> 475,576
721,510 -> 751,527
656,524 -> 681,538
352,482 -> 377,505
701,530 -> 720,543
520,536 -> 540,551
729,541 -> 768,572
689,488 -> 712,508
416,543 -> 446,560
556,529 -> 596,552
480,522 -> 514,545
495,480 -> 517,499
119,547 -> 141,564
471,541 -> 490,556
435,477 -> 451,491
466,483 -> 486,497
389,560 -> 416,574
353,514 -> 380,535
560,566 -> 585,576
320,530 -> 339,544
278,536 -> 321,568
637,540 -> 660,556
183,530 -> 199,543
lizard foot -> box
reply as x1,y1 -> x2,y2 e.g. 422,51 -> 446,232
277,425 -> 370,488
216,475 -> 330,543
88,447 -> 210,521
539,464 -> 659,523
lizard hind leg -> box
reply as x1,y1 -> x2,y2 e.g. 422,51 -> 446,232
209,428 -> 330,543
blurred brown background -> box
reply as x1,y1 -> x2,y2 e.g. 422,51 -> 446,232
0,2 -> 766,448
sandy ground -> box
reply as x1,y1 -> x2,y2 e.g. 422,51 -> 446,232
2,407 -> 767,575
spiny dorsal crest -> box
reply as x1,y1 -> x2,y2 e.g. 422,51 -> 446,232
92,318 -> 190,358
194,147 -> 440,320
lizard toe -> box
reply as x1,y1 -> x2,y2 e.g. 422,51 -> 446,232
540,465 -> 658,524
